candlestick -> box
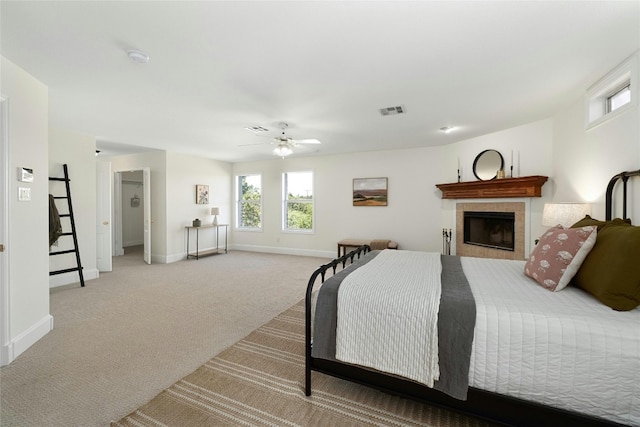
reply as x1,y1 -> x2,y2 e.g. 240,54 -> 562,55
510,150 -> 514,178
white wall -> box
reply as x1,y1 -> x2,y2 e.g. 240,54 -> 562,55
441,119 -> 555,251
102,151 -> 233,263
1,56 -> 51,364
231,119 -> 554,257
232,145 -> 448,256
106,151 -> 167,263
165,152 -> 232,262
48,128 -> 98,287
552,87 -> 639,222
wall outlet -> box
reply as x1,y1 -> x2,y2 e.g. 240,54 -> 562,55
18,187 -> 31,201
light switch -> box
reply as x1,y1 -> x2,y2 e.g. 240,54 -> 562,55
18,187 -> 31,201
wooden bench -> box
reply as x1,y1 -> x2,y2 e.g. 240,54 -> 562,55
337,239 -> 398,257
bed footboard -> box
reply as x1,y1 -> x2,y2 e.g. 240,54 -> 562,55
304,244 -> 370,396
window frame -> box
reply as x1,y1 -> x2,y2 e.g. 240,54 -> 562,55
235,174 -> 263,232
606,82 -> 631,113
585,52 -> 637,130
281,171 -> 315,234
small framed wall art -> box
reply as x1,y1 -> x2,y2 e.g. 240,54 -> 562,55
353,177 -> 388,206
196,184 -> 209,204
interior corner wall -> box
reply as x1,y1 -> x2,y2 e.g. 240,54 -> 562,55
48,128 -> 98,287
165,152 -> 232,262
1,56 -> 52,363
552,80 -> 640,222
440,119 -> 555,249
106,151 -> 167,263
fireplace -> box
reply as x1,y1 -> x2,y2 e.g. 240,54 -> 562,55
463,211 -> 515,251
456,202 -> 526,260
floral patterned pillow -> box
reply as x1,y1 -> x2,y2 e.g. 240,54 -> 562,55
524,225 -> 597,292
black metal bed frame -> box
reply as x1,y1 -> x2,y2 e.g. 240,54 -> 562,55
605,169 -> 640,220
304,170 -> 640,427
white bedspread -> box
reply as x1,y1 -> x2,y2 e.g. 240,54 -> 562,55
462,257 -> 640,426
335,250 -> 442,386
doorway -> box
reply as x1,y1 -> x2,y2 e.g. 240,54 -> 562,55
113,168 -> 151,264
120,171 -> 144,257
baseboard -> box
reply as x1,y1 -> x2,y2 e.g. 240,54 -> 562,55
163,247 -> 334,264
123,240 -> 144,247
49,268 -> 99,288
151,254 -> 169,264
2,314 -> 54,365
230,244 -> 334,259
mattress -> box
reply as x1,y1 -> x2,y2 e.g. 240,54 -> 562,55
462,256 -> 640,426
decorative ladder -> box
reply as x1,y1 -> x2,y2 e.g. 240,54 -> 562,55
49,164 -> 84,287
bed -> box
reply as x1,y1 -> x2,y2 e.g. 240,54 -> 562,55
305,170 -> 640,427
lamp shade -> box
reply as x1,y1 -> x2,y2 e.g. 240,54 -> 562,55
210,207 -> 219,215
542,203 -> 591,227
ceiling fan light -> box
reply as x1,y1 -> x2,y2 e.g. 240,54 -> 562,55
273,144 -> 293,158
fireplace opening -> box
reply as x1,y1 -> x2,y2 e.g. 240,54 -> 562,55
463,211 -> 515,251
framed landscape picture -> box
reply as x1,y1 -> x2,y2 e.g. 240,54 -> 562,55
353,177 -> 388,206
196,184 -> 209,204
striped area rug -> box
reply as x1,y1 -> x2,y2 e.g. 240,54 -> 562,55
112,301 -> 494,427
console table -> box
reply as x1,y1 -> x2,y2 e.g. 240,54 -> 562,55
185,224 -> 228,259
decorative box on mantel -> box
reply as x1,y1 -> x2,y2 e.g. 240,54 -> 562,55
436,175 -> 548,199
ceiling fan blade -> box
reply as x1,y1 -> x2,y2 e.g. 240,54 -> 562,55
294,139 -> 321,145
238,142 -> 269,147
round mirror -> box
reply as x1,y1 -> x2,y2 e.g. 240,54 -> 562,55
472,149 -> 504,180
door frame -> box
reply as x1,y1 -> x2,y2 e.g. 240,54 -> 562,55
112,169 -> 151,264
1,96 -> 11,365
96,160 -> 112,272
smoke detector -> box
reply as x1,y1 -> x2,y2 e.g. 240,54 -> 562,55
127,50 -> 150,64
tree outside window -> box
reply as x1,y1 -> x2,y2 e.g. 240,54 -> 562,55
283,171 -> 313,232
237,175 -> 262,229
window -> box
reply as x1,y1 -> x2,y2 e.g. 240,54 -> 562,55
607,83 -> 631,113
585,52 -> 637,130
282,171 -> 314,232
236,175 -> 262,230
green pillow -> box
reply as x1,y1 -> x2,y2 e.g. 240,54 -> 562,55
572,223 -> 640,311
571,215 -> 632,230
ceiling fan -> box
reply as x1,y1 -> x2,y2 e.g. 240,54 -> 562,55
243,122 -> 321,158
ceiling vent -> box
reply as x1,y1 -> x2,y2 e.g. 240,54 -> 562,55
244,126 -> 270,134
379,105 -> 406,116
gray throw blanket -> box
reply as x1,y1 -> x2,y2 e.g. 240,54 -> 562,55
312,252 -> 476,400
49,194 -> 63,248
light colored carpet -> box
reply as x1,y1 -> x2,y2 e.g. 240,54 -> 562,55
1,248 -> 330,426
113,300 -> 495,427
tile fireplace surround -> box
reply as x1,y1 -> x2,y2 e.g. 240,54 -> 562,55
437,176 -> 547,260
456,202 -> 526,260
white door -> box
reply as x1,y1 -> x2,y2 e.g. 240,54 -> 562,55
112,172 -> 124,256
1,97 -> 10,366
96,161 -> 112,271
143,167 -> 151,264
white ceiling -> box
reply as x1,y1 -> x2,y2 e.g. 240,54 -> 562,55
1,1 -> 639,162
